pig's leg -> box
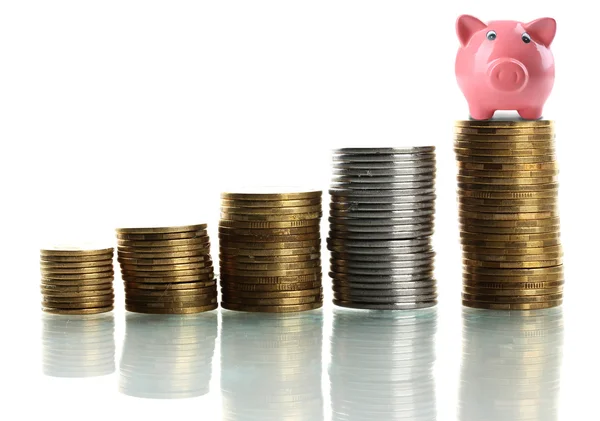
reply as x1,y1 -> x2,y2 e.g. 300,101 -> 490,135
517,107 -> 543,120
469,106 -> 495,120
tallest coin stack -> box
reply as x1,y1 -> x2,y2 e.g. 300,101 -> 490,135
455,120 -> 564,310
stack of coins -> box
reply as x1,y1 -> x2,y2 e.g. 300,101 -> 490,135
221,311 -> 324,420
40,247 -> 115,315
330,308 -> 437,420
460,308 -> 564,421
116,224 -> 217,314
219,191 -> 323,313
328,148 -> 437,310
120,312 -> 218,399
42,313 -> 115,378
455,120 -> 564,310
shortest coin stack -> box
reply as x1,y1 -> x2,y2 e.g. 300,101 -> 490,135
40,247 -> 115,315
116,224 -> 217,314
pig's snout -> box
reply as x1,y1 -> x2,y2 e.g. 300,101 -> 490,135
488,59 -> 528,92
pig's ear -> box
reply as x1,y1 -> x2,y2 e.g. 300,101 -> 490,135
525,17 -> 557,47
456,15 -> 487,47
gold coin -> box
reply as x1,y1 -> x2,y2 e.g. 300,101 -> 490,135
43,293 -> 115,304
219,233 -> 320,244
462,300 -> 561,310
42,289 -> 114,298
463,286 -> 563,296
219,287 -> 322,299
458,211 -> 557,221
460,224 -> 559,234
455,141 -> 555,152
455,155 -> 556,164
458,196 -> 558,206
121,268 -> 214,278
458,169 -> 558,178
458,183 -> 558,193
463,258 -> 562,269
457,175 -> 557,185
38,253 -> 114,263
118,255 -> 210,265
461,204 -> 557,213
453,133 -> 555,142
41,300 -> 114,309
125,292 -> 217,304
220,281 -> 322,291
121,273 -> 214,283
125,286 -> 216,296
220,272 -> 321,284
463,265 -> 564,276
117,237 -> 210,248
116,224 -> 207,234
462,252 -> 563,262
459,216 -> 560,227
219,253 -> 320,264
43,306 -> 114,315
120,261 -> 213,272
219,260 -> 321,271
125,297 -> 217,308
39,260 -> 114,270
41,271 -> 114,281
220,212 -> 322,222
218,225 -> 320,236
462,273 -> 564,282
221,191 -> 322,201
221,294 -> 322,306
454,147 -> 555,157
219,240 -> 320,250
116,230 -> 207,240
462,292 -> 562,303
219,219 -> 320,229
455,119 -> 553,127
220,197 -> 321,208
124,280 -> 216,290
458,189 -> 558,200
461,245 -> 562,255
41,283 -> 113,292
221,301 -> 322,313
117,243 -> 211,254
41,248 -> 114,257
218,246 -> 319,257
460,232 -> 560,242
220,267 -> 320,277
455,126 -> 553,134
41,277 -> 114,286
117,247 -> 210,259
462,279 -> 564,289
40,265 -> 113,275
220,205 -> 322,216
125,304 -> 217,314
457,161 -> 558,171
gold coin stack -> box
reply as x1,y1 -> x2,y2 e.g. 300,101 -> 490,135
219,191 -> 324,313
40,247 -> 115,315
455,120 -> 564,310
116,224 -> 218,314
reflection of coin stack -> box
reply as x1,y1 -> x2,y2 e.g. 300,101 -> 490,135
328,148 -> 437,310
119,312 -> 218,399
116,224 -> 218,314
221,311 -> 324,421
460,308 -> 564,421
219,191 -> 323,313
42,313 -> 115,378
330,308 -> 437,421
455,120 -> 564,309
40,248 -> 115,315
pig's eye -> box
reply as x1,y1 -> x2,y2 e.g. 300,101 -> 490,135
522,33 -> 532,44
486,30 -> 497,41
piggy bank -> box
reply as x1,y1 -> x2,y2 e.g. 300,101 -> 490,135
455,15 -> 556,120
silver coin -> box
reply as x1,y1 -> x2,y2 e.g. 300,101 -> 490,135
330,251 -> 435,262
329,216 -> 434,226
331,279 -> 436,290
333,154 -> 435,163
327,238 -> 430,248
330,265 -> 434,276
329,209 -> 435,219
334,147 -> 435,155
328,229 -> 434,240
331,259 -> 433,270
330,202 -> 435,211
333,299 -> 437,310
332,167 -> 436,176
332,160 -> 436,170
330,188 -> 436,197
327,245 -> 432,255
330,193 -> 437,204
332,285 -> 437,296
329,272 -> 433,282
334,291 -> 437,303
329,223 -> 434,233
331,181 -> 435,190
332,174 -> 435,184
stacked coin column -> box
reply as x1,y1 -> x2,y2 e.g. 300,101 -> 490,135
455,120 -> 563,310
219,191 -> 323,313
116,224 -> 217,314
328,148 -> 437,310
40,248 -> 115,315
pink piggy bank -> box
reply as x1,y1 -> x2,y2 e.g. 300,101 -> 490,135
455,15 -> 556,120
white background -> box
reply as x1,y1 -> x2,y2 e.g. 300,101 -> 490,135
0,0 -> 597,419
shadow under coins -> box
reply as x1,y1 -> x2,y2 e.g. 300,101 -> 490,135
329,307 -> 438,421
119,312 -> 218,399
221,309 -> 324,421
42,312 -> 116,378
459,307 -> 564,421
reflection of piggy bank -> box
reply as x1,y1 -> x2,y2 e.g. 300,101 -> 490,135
455,15 -> 556,120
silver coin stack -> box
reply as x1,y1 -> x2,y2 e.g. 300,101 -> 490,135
328,147 -> 437,310
330,308 -> 437,421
